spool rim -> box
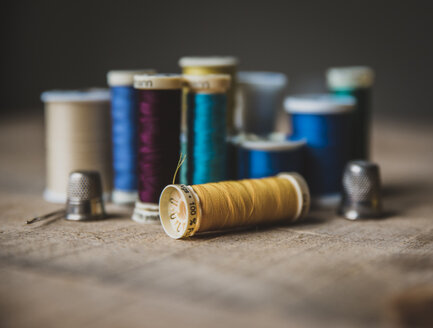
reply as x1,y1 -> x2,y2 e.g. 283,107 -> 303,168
238,71 -> 288,88
159,184 -> 201,239
112,190 -> 138,205
277,172 -> 310,221
284,94 -> 355,114
134,74 -> 183,90
41,89 -> 110,103
107,69 -> 156,86
239,134 -> 306,151
132,200 -> 160,224
326,66 -> 374,89
183,74 -> 231,93
179,56 -> 238,67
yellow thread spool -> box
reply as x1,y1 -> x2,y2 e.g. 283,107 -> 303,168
159,173 -> 310,239
179,56 -> 238,134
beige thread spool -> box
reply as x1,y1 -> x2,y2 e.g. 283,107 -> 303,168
159,173 -> 310,239
42,89 -> 112,203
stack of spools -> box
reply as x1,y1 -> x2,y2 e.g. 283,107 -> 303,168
178,56 -> 238,181
107,69 -> 156,204
235,71 -> 306,180
42,89 -> 112,203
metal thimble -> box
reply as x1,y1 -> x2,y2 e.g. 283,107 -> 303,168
339,160 -> 382,220
66,170 -> 105,221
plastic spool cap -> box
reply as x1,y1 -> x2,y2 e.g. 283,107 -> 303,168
107,69 -> 156,86
326,66 -> 375,89
238,71 -> 288,88
112,190 -> 138,205
284,94 -> 355,114
277,172 -> 311,221
179,56 -> 238,68
132,201 -> 160,224
240,134 -> 306,152
134,74 -> 183,90
183,74 -> 231,93
41,89 -> 110,103
159,184 -> 201,239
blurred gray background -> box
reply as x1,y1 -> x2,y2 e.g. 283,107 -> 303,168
2,0 -> 432,119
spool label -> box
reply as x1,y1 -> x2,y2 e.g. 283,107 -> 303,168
167,184 -> 199,238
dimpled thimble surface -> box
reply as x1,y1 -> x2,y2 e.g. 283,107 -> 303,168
339,160 -> 382,220
66,171 -> 105,221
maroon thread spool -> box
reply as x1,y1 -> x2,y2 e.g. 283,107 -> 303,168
132,74 -> 182,223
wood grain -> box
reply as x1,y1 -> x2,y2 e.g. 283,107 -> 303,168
0,113 -> 432,328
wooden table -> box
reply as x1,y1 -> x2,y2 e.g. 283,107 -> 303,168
1,112 -> 432,328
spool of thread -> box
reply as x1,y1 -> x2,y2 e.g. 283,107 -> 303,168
238,71 -> 288,135
284,94 -> 355,206
41,89 -> 112,203
132,74 -> 182,223
107,69 -> 156,204
179,56 -> 238,134
326,66 -> 374,160
159,173 -> 310,239
181,74 -> 231,185
237,133 -> 305,179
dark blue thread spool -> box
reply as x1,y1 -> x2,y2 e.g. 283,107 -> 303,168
285,94 -> 355,206
237,134 -> 305,180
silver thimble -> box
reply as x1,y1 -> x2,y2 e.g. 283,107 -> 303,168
339,160 -> 382,220
66,170 -> 105,221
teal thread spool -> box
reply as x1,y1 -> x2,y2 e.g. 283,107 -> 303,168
326,66 -> 374,160
181,74 -> 231,185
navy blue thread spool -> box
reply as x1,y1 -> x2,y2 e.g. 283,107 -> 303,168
237,71 -> 288,135
107,69 -> 155,204
181,74 -> 231,185
284,94 -> 355,207
326,66 -> 374,160
237,133 -> 306,179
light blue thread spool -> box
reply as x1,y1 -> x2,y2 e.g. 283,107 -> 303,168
326,66 -> 374,160
284,94 -> 355,207
182,74 -> 231,185
237,71 -> 288,135
107,69 -> 155,204
237,133 -> 306,179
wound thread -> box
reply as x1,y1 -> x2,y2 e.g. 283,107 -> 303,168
132,74 -> 182,223
179,57 -> 238,134
182,74 -> 231,185
159,173 -> 310,239
41,89 -> 112,203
